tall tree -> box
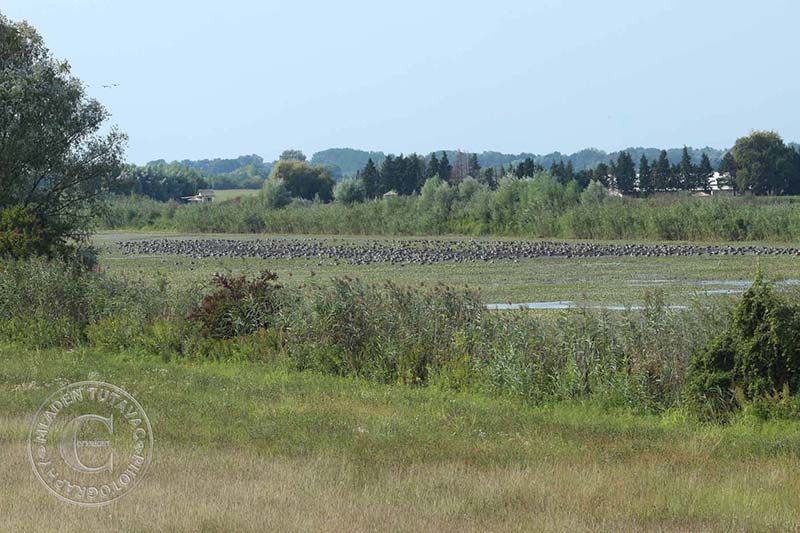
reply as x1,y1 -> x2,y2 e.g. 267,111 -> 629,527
655,150 -> 671,191
638,155 -> 653,195
279,149 -> 307,162
361,158 -> 379,199
697,153 -> 713,193
426,153 -> 439,179
718,151 -> 737,192
269,160 -> 334,202
613,152 -> 636,194
0,14 -> 126,258
732,131 -> 795,195
678,146 -> 696,190
467,153 -> 481,177
438,152 -> 453,184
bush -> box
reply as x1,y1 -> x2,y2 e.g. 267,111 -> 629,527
685,270 -> 800,420
188,271 -> 284,339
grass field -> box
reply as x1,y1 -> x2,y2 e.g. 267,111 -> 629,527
6,232 -> 800,530
210,189 -> 262,202
95,231 -> 800,306
3,345 -> 800,531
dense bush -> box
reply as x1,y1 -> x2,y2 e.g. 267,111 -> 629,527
685,271 -> 800,421
188,271 -> 284,339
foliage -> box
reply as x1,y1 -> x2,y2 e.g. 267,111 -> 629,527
333,178 -> 366,204
0,14 -> 125,257
188,271 -> 284,339
269,160 -> 334,202
685,271 -> 800,421
732,131 -> 800,195
260,178 -> 291,209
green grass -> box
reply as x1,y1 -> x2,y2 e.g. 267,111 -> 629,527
95,231 -> 800,306
211,188 -> 261,202
3,345 -> 800,530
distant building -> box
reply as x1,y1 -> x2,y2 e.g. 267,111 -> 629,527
180,189 -> 215,203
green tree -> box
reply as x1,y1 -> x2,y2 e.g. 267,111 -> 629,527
678,146 -> 696,190
732,131 -> 796,195
655,150 -> 671,191
467,153 -> 481,177
638,155 -> 653,195
426,153 -> 439,180
269,161 -> 333,202
697,153 -> 713,193
613,152 -> 636,194
279,149 -> 307,162
718,151 -> 737,192
333,179 -> 365,204
438,152 -> 453,184
0,14 -> 126,258
360,158 -> 380,199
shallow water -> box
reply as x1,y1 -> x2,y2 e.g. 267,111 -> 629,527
485,302 -> 688,311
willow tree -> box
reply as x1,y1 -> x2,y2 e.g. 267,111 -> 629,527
0,14 -> 125,257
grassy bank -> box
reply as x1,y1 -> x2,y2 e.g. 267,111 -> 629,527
3,345 -> 800,531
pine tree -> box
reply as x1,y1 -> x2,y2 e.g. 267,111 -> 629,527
361,158 -> 379,199
697,153 -> 713,193
614,152 -> 636,194
718,151 -> 737,192
679,146 -> 695,190
426,152 -> 440,179
467,153 -> 481,177
638,155 -> 652,195
655,150 -> 671,191
438,151 -> 453,184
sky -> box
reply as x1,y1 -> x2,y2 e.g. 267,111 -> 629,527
4,0 -> 799,164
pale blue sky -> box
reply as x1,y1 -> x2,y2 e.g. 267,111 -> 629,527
4,0 -> 799,163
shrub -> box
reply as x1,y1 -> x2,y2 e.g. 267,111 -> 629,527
685,270 -> 800,420
188,271 -> 284,339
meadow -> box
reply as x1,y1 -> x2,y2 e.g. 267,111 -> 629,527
3,346 -> 800,531
3,232 -> 800,530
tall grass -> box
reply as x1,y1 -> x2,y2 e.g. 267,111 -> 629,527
100,176 -> 800,242
0,260 -> 736,413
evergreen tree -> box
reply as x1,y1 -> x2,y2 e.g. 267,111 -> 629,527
655,150 -> 671,191
361,158 -> 379,199
679,146 -> 696,190
467,153 -> 481,177
482,167 -> 497,189
438,151 -> 453,184
613,151 -> 636,194
718,151 -> 737,192
426,153 -> 440,179
638,155 -> 653,195
697,153 -> 713,193
594,162 -> 611,187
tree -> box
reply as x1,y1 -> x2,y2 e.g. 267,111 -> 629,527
638,155 -> 653,196
426,153 -> 439,180
438,152 -> 453,184
0,14 -> 126,258
269,160 -> 333,201
613,152 -> 636,194
732,131 -> 797,195
718,151 -> 737,192
361,158 -> 380,199
697,153 -> 713,193
593,162 -> 611,187
678,146 -> 696,190
655,150 -> 671,191
333,179 -> 365,204
279,149 -> 307,162
467,153 -> 481,177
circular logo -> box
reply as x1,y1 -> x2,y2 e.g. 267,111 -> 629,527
28,381 -> 153,506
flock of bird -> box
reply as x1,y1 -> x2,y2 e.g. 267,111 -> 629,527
117,238 -> 800,266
